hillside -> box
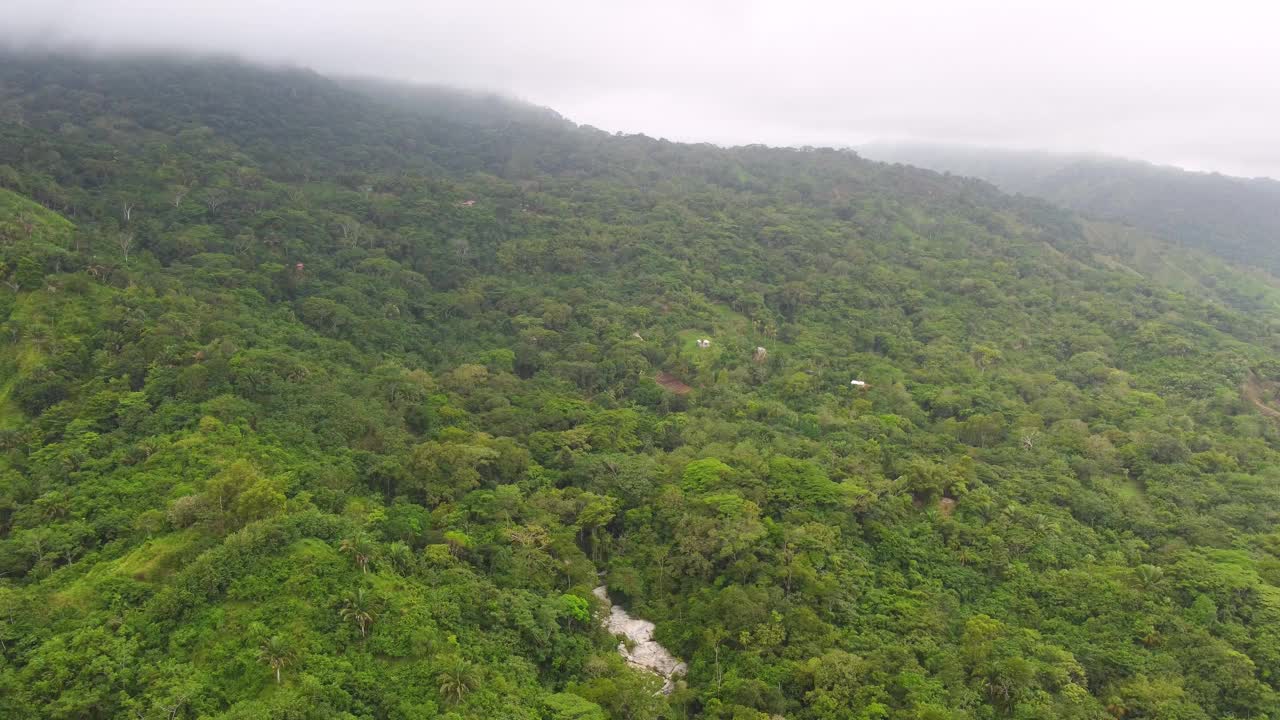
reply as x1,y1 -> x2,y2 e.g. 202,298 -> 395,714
860,142 -> 1280,278
3,53 -> 1280,719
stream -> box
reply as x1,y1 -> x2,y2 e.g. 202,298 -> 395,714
593,586 -> 687,694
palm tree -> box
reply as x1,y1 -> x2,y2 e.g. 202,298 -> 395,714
257,635 -> 295,685
386,541 -> 414,575
339,536 -> 375,574
437,656 -> 479,704
1133,564 -> 1164,592
340,588 -> 377,638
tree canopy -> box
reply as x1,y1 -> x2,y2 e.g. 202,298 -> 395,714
3,52 -> 1280,719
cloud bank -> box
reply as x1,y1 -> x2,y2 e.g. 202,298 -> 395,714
6,0 -> 1280,177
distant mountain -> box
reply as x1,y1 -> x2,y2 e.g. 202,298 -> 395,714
340,76 -> 572,130
861,142 -> 1280,275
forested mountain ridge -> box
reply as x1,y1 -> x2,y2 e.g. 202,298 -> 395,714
3,53 -> 1280,719
860,142 -> 1280,279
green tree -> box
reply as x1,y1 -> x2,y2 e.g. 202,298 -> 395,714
340,588 -> 378,638
1133,564 -> 1165,592
437,656 -> 479,704
257,635 -> 296,685
339,536 -> 376,574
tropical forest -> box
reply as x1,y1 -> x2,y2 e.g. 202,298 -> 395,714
4,53 -> 1280,720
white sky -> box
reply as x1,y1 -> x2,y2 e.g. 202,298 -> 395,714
6,0 -> 1280,178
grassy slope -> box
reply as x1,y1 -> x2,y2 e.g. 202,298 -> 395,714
0,188 -> 79,428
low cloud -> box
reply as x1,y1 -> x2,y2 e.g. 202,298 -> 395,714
6,0 -> 1280,177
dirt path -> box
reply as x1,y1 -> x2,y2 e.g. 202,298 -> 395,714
1243,373 -> 1280,419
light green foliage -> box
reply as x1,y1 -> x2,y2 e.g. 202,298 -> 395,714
545,692 -> 608,720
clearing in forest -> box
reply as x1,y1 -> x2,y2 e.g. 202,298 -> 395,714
655,372 -> 692,395
1243,372 -> 1280,419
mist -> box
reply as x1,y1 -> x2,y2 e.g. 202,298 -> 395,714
6,0 -> 1280,178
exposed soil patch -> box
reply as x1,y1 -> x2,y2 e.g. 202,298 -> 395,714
1244,372 -> 1280,419
655,371 -> 692,395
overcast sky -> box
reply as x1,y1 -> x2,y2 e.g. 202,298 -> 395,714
6,1 -> 1280,178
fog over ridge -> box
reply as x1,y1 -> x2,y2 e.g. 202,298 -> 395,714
5,0 -> 1280,178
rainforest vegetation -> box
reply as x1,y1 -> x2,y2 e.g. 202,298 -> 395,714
860,142 -> 1280,278
4,53 -> 1280,719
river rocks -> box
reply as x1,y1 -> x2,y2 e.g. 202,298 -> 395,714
592,586 -> 687,694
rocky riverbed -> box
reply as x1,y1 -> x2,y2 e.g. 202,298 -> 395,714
593,586 -> 687,694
